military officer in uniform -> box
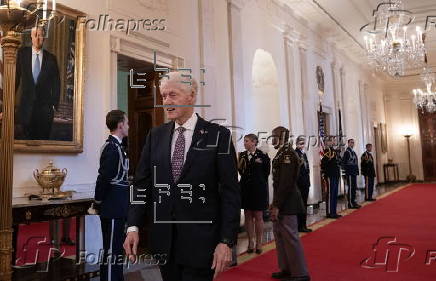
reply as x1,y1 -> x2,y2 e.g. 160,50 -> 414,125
321,138 -> 342,219
270,126 -> 310,281
238,134 -> 270,254
94,110 -> 130,281
342,139 -> 361,209
295,136 -> 312,233
361,143 -> 376,201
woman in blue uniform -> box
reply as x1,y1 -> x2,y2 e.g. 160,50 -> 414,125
238,134 -> 270,254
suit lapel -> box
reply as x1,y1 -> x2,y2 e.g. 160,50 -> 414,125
163,121 -> 175,184
177,115 -> 207,183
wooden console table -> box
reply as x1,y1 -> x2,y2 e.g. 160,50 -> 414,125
383,163 -> 400,183
12,193 -> 98,281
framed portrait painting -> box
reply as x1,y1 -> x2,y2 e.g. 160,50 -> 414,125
13,4 -> 85,153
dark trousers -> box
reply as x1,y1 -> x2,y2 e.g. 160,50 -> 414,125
273,215 -> 309,277
26,105 -> 54,140
297,186 -> 309,229
364,176 -> 375,200
100,217 -> 126,281
326,176 -> 339,216
346,175 -> 357,206
159,226 -> 214,281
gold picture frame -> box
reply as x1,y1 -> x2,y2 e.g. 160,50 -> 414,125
379,122 -> 388,153
14,4 -> 85,153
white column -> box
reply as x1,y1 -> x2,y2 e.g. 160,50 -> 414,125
227,0 -> 246,132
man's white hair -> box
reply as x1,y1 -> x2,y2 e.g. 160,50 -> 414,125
160,71 -> 198,103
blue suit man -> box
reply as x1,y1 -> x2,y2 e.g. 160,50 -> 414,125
94,110 -> 130,281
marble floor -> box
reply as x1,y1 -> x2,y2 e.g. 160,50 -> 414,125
92,182 -> 405,281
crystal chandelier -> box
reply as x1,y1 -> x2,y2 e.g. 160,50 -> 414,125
360,0 -> 426,78
412,66 -> 436,113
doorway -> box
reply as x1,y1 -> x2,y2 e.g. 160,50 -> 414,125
418,111 -> 436,181
117,54 -> 165,176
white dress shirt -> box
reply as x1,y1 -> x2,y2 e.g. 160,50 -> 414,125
171,112 -> 198,163
111,134 -> 122,144
32,47 -> 43,73
127,112 -> 198,233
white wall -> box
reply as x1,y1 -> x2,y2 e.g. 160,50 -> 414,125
13,0 -> 389,204
384,79 -> 424,181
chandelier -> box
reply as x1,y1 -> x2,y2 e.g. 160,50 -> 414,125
412,66 -> 436,113
360,0 -> 426,78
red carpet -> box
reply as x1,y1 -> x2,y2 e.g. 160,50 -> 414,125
217,184 -> 436,281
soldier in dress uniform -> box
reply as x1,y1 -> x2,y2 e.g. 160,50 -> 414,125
270,126 -> 310,281
94,110 -> 130,281
342,139 -> 361,209
238,134 -> 270,254
295,136 -> 312,233
361,143 -> 376,201
321,138 -> 342,219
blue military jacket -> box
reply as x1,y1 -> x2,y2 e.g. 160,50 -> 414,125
94,135 -> 130,218
342,147 -> 359,176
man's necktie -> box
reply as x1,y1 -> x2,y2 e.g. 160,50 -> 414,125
171,127 -> 186,182
33,54 -> 41,83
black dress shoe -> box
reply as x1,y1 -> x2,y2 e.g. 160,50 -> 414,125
255,248 -> 263,254
368,198 -> 377,201
327,214 -> 342,219
271,271 -> 291,279
61,237 -> 75,246
299,228 -> 313,233
353,203 -> 362,208
246,247 -> 254,254
285,276 -> 311,281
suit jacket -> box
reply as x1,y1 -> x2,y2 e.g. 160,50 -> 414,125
361,151 -> 376,177
15,47 -> 60,127
271,143 -> 305,215
342,147 -> 359,176
295,148 -> 310,189
95,135 -> 130,219
321,147 -> 341,178
127,114 -> 241,268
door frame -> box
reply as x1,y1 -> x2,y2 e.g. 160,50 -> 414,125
109,34 -> 185,110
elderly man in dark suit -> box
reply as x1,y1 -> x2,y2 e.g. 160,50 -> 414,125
270,127 -> 310,281
15,26 -> 60,140
124,72 -> 240,281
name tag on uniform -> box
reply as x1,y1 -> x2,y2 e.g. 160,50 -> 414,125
255,158 -> 262,163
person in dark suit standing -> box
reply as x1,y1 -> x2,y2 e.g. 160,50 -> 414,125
342,139 -> 361,209
361,143 -> 376,201
321,138 -> 342,219
124,72 -> 240,281
94,110 -> 130,281
15,26 -> 60,140
238,134 -> 270,254
270,126 -> 310,281
295,136 -> 312,233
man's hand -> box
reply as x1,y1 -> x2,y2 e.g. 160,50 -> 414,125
211,243 -> 232,279
123,231 -> 139,262
269,206 -> 279,222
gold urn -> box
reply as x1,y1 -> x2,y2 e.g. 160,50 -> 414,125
33,161 -> 69,198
